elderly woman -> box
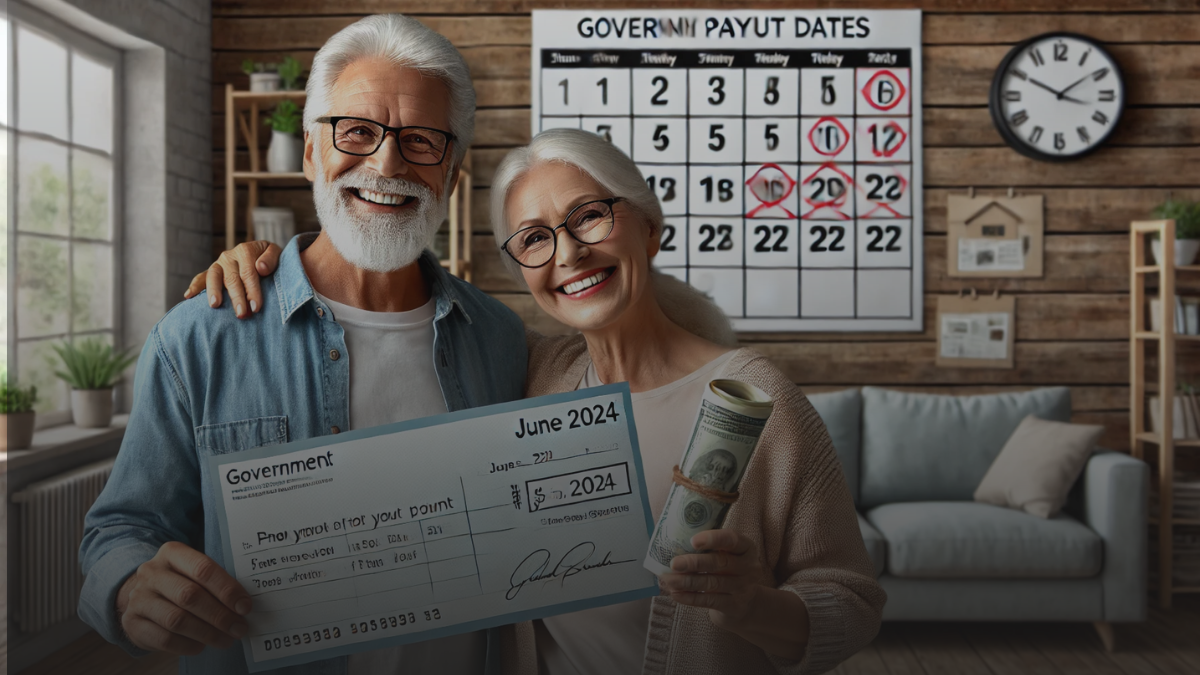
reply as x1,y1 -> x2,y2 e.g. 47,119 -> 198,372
189,128 -> 884,674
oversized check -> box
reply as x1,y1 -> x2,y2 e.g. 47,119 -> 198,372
207,385 -> 658,671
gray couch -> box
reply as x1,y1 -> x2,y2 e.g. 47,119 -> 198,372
807,386 -> 1148,645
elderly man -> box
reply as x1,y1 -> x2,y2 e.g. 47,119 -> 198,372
78,15 -> 524,675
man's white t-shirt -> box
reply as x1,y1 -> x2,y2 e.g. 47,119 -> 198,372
314,293 -> 487,675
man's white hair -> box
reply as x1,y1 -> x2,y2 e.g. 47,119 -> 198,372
304,14 -> 475,164
489,129 -> 737,347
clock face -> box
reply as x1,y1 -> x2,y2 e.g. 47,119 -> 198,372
991,33 -> 1125,161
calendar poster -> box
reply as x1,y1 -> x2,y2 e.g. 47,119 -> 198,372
532,9 -> 923,332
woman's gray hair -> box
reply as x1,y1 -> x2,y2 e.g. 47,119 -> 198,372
489,129 -> 737,347
303,14 -> 475,164
489,128 -> 663,280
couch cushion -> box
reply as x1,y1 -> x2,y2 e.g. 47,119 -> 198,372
806,389 -> 862,505
866,501 -> 1101,579
857,513 -> 886,578
859,386 -> 1072,507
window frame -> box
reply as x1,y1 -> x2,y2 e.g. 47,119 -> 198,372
4,0 -> 124,427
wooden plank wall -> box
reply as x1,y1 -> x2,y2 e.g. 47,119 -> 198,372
211,1 -> 1200,451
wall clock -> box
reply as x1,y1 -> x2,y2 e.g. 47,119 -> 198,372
989,32 -> 1125,162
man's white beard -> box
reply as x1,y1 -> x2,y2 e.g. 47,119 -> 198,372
311,151 -> 449,273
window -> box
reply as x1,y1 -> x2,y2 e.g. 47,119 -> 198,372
2,3 -> 121,424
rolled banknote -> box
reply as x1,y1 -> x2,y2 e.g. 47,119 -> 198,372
644,379 -> 774,576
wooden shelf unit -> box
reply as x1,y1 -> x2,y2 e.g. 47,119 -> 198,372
1130,218 -> 1200,609
221,84 -> 472,282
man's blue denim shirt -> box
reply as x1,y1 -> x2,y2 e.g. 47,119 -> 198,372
78,234 -> 527,674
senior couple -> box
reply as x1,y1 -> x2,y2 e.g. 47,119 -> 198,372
80,14 -> 883,675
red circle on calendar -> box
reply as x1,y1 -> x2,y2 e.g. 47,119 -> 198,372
745,164 -> 797,218
806,117 -> 850,156
861,70 -> 907,111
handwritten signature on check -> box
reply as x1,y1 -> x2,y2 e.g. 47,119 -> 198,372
507,542 -> 638,601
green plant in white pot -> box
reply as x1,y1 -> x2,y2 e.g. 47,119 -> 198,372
1150,199 -> 1200,267
53,339 -> 138,428
265,99 -> 304,173
241,59 -> 280,92
1,378 -> 38,450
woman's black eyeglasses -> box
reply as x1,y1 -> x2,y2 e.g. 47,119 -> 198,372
315,116 -> 455,166
502,197 -> 626,269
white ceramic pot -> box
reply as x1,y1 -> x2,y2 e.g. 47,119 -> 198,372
249,72 -> 281,92
251,207 -> 297,247
1,411 -> 36,450
71,389 -> 114,428
1151,238 -> 1200,267
267,130 -> 303,173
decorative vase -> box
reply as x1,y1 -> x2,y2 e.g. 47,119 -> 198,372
252,207 -> 297,247
249,72 -> 281,92
1150,238 -> 1200,267
267,130 -> 303,173
71,389 -> 114,428
1,411 -> 36,450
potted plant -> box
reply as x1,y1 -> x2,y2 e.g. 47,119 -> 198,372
1,377 -> 38,451
53,338 -> 138,429
265,99 -> 304,173
1150,199 -> 1200,267
278,55 -> 305,91
242,59 -> 280,92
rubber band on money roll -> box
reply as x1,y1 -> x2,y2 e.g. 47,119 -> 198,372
672,465 -> 739,504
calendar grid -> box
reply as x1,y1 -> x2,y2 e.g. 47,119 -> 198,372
533,29 -> 921,331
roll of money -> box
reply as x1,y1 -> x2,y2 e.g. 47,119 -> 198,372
644,379 -> 774,576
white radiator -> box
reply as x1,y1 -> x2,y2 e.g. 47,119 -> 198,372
11,458 -> 116,634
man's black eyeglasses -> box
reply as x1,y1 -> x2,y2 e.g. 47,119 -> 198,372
315,116 -> 455,166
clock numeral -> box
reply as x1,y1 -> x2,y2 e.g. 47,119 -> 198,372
1092,67 -> 1110,81
1004,91 -> 1021,102
1010,110 -> 1029,126
1054,132 -> 1066,151
1098,89 -> 1115,102
1054,42 -> 1068,61
1011,68 -> 1028,81
1029,126 -> 1044,144
1077,126 -> 1090,144
1092,110 -> 1109,126
1079,49 -> 1091,67
1030,48 -> 1045,67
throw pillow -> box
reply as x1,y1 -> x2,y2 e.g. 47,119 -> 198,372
974,414 -> 1104,518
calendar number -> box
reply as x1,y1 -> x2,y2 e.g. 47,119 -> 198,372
597,77 -> 608,105
764,76 -> 780,105
651,76 -> 669,105
810,177 -> 846,201
822,76 -> 836,105
660,224 -> 678,251
596,124 -> 612,142
558,79 -> 569,105
700,177 -> 735,203
809,225 -> 847,252
754,225 -> 789,252
699,224 -> 735,252
708,76 -> 726,105
646,175 -> 677,202
764,124 -> 779,151
869,123 -> 903,156
708,124 -> 726,151
866,225 -> 903,252
865,174 -> 902,201
653,125 -> 670,151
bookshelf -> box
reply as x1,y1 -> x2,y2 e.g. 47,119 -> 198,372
1129,219 -> 1200,609
221,84 -> 472,281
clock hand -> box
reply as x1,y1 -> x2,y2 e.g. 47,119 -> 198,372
1028,78 -> 1064,97
1058,74 -> 1091,98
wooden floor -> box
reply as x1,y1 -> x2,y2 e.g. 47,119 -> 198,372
13,597 -> 1200,675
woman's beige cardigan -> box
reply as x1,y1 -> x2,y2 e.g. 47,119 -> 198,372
498,333 -> 886,675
